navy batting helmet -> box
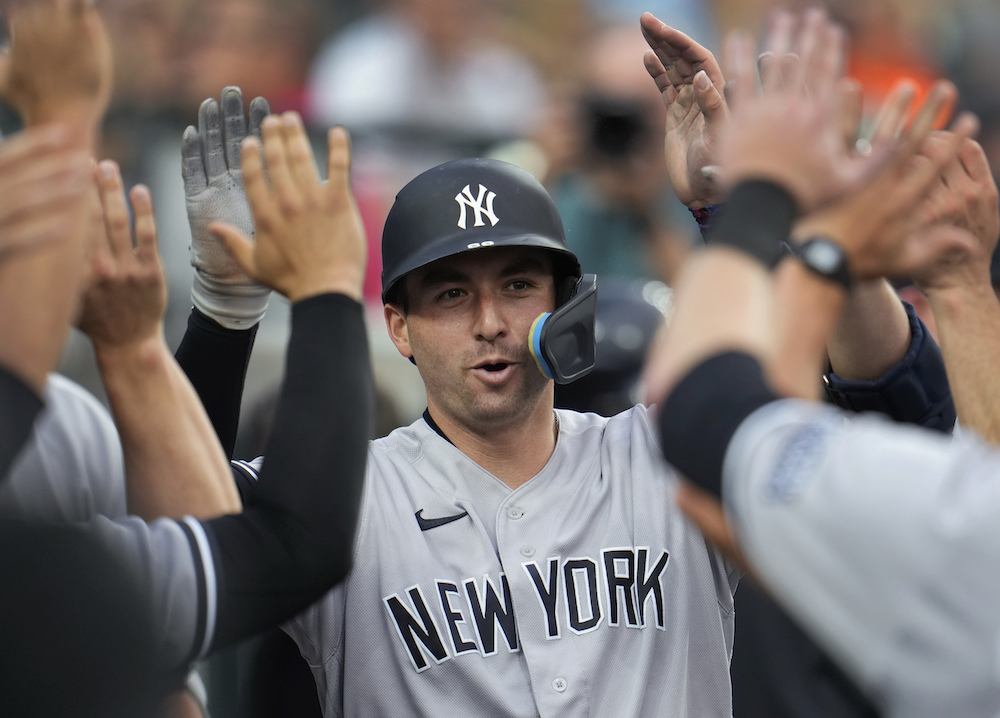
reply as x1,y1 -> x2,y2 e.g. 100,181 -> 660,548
381,158 -> 597,384
381,158 -> 582,303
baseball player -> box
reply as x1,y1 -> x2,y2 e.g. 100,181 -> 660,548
182,140 -> 738,715
649,11 -> 996,718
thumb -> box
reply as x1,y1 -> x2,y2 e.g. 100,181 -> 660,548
693,70 -> 727,125
209,222 -> 257,278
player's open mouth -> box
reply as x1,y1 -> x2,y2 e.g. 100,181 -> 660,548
473,361 -> 515,384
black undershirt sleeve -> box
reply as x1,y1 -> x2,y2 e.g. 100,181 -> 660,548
658,351 -> 778,499
0,366 -> 43,480
174,308 -> 257,458
200,293 -> 373,651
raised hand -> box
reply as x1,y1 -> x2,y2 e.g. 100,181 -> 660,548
78,161 -> 167,352
791,78 -> 980,280
182,87 -> 272,329
0,0 -> 112,134
640,12 -> 727,208
910,137 -> 999,293
0,125 -> 91,257
209,113 -> 367,304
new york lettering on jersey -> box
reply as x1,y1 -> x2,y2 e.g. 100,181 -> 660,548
385,547 -> 671,671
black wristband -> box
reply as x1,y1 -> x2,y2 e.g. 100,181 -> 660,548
708,180 -> 799,269
0,366 -> 43,480
658,351 -> 778,499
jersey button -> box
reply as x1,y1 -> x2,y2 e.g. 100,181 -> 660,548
552,677 -> 568,693
520,545 -> 535,557
507,507 -> 524,520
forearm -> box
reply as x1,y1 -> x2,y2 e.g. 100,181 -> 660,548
927,283 -> 1000,443
0,223 -> 88,395
174,308 -> 256,458
826,279 -> 910,380
823,303 -> 955,432
97,334 -> 240,520
202,293 -> 373,651
771,259 -> 848,399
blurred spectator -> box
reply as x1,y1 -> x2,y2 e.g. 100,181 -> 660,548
544,24 -> 693,284
174,0 -> 327,115
306,0 -> 544,144
589,0 -> 717,50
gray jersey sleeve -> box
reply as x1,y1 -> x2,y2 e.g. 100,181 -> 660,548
0,374 -> 126,521
723,399 -> 1000,718
89,514 -> 213,669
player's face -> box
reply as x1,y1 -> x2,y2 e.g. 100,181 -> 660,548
385,247 -> 556,433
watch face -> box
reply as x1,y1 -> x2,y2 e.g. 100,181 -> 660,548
804,240 -> 842,274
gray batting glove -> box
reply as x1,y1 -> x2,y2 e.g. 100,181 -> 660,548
182,86 -> 271,329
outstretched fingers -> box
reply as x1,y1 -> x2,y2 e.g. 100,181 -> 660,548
248,96 -> 271,140
198,98 -> 227,182
221,86 -> 247,173
836,78 -> 864,151
260,115 -> 298,215
640,12 -> 724,91
95,160 -> 133,260
181,125 -> 208,194
901,81 -> 958,155
326,126 -> 353,199
281,112 -> 321,193
723,30 -> 758,108
239,135 -> 276,234
869,79 -> 917,143
130,184 -> 159,266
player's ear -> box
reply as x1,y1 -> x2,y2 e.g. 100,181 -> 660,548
384,303 -> 414,360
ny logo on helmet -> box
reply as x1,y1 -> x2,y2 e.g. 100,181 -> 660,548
455,184 -> 499,230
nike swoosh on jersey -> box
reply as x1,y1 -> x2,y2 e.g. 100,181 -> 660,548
415,509 -> 469,531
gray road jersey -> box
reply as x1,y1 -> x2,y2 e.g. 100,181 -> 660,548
0,374 -> 126,521
723,399 -> 1000,718
285,405 -> 740,718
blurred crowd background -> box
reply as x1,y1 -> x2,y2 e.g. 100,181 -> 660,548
4,0 -> 999,713
0,0 -> 989,436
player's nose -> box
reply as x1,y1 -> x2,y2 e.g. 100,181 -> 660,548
473,293 -> 507,342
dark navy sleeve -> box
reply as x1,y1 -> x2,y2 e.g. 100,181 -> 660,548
175,308 -> 257,458
0,366 -> 43,479
823,302 -> 955,433
199,293 -> 373,651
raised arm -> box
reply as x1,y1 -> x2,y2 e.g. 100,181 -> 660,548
640,12 -> 727,214
0,0 -> 109,470
187,112 -> 369,652
645,7 -> 977,545
78,162 -> 240,520
912,137 -> 1000,442
174,88 -> 271,457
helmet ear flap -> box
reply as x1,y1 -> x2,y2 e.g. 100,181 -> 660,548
556,274 -> 578,308
529,274 -> 598,384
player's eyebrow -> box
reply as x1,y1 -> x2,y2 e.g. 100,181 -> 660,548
417,266 -> 472,289
498,257 -> 550,278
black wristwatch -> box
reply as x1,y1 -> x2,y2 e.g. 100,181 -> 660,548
794,237 -> 852,289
